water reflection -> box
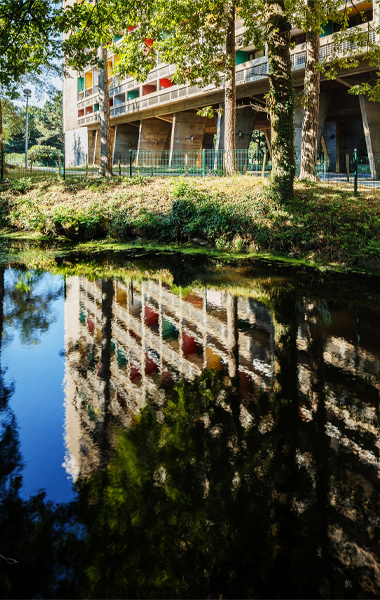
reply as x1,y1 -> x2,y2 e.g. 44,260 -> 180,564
1,257 -> 380,598
62,272 -> 380,598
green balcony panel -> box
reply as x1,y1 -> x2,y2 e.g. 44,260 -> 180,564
236,51 -> 248,65
320,21 -> 333,37
78,76 -> 85,93
127,89 -> 140,100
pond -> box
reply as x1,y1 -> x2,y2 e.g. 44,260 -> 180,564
0,246 -> 379,599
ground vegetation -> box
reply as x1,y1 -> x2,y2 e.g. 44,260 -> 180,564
0,176 -> 379,271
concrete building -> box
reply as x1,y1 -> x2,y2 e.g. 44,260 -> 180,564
63,1 -> 380,176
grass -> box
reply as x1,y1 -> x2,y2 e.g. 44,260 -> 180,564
0,174 -> 380,272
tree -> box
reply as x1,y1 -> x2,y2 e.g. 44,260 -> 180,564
294,0 -> 341,181
112,0 -> 265,176
262,0 -> 295,197
62,1 -> 120,176
0,1 -> 61,156
33,90 -> 64,149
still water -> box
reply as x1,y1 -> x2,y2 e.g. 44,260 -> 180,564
0,250 -> 380,599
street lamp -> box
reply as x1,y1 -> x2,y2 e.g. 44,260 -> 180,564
23,89 -> 32,169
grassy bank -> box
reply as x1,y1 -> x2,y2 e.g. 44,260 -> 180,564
1,174 -> 380,271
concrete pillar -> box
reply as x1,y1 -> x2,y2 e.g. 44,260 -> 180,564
322,122 -> 337,172
359,95 -> 380,178
136,117 -> 172,166
294,106 -> 304,174
112,123 -> 139,163
214,102 -> 256,171
170,110 -> 208,152
317,92 -> 331,149
88,127 -> 115,166
236,105 -> 256,150
169,110 -> 208,169
235,104 -> 256,172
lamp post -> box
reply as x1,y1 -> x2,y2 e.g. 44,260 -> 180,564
23,89 -> 32,169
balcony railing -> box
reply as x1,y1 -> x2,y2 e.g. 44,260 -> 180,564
77,25 -> 377,127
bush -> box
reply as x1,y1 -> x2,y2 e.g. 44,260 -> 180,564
27,145 -> 62,165
5,153 -> 24,167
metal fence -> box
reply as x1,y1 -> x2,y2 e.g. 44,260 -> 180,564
1,149 -> 379,194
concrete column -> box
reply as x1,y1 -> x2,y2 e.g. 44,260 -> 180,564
169,110 -> 208,169
235,104 -> 256,172
236,105 -> 256,150
113,123 -> 139,163
317,92 -> 331,149
136,117 -> 172,166
322,122 -> 337,172
170,110 -> 208,152
89,127 -> 115,166
359,95 -> 380,178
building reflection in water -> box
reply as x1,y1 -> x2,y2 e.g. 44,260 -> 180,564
63,274 -> 380,598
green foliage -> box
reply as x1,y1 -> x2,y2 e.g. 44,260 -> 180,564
28,145 -> 62,164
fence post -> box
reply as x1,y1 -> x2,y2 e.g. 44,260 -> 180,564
202,149 -> 206,177
262,152 -> 267,178
63,151 -> 66,181
118,153 -> 121,176
129,149 -> 132,178
1,150 -> 3,180
354,148 -> 358,195
346,153 -> 350,183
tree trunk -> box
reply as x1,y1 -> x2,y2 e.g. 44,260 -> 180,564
300,6 -> 320,181
265,0 -> 294,199
0,97 -> 3,157
99,278 -> 113,465
224,0 -> 236,176
98,46 -> 112,177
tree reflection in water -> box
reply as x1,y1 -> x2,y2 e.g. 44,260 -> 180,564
75,283 -> 380,599
1,259 -> 380,598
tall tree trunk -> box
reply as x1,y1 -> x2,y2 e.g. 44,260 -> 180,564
98,46 -> 112,177
300,5 -> 320,181
269,291 -> 299,597
99,278 -> 113,466
0,97 -> 3,156
224,0 -> 236,176
265,0 -> 295,199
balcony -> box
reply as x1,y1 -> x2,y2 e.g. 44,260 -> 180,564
77,24 -> 377,127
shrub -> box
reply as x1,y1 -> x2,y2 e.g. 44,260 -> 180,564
27,145 -> 62,165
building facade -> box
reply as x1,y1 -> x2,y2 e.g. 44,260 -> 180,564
63,2 -> 380,176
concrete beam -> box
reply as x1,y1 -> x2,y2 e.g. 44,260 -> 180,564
359,95 -> 380,178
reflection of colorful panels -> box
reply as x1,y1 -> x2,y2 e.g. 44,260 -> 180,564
117,347 -> 128,367
206,347 -> 224,371
183,331 -> 197,356
162,318 -> 177,340
145,306 -> 158,326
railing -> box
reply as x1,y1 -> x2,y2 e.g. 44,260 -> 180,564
78,24 -> 377,127
2,150 -> 380,192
